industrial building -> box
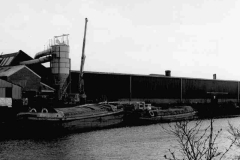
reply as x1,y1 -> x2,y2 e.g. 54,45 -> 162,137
0,50 -> 51,85
0,34 -> 239,107
71,71 -> 239,105
0,77 -> 22,122
0,79 -> 21,100
0,52 -> 238,106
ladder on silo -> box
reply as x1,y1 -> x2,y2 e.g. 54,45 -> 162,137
59,75 -> 71,100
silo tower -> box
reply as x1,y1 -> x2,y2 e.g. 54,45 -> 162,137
20,34 -> 71,100
27,34 -> 71,100
50,34 -> 71,99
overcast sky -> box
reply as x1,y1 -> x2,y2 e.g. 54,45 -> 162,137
1,0 -> 240,80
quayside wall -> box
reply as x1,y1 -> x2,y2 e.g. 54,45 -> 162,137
70,71 -> 239,104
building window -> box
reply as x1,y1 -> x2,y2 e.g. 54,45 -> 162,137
6,88 -> 12,98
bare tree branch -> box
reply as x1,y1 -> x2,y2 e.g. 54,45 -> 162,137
163,119 -> 236,160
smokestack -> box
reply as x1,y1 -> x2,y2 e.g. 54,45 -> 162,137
213,74 -> 216,80
165,70 -> 171,77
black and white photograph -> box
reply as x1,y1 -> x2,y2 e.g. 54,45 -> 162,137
1,0 -> 240,159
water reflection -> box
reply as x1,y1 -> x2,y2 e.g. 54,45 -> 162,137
0,117 -> 240,160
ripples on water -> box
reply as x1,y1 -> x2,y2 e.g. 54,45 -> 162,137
1,117 -> 240,160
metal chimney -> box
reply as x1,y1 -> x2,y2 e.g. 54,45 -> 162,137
165,70 -> 171,77
213,74 -> 216,80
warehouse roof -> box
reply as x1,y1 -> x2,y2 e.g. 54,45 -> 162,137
0,65 -> 41,78
0,52 -> 18,66
0,50 -> 33,66
71,70 -> 240,83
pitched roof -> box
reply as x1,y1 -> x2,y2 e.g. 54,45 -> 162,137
40,82 -> 55,92
0,50 -> 33,67
0,65 -> 25,77
0,52 -> 18,66
0,65 -> 41,78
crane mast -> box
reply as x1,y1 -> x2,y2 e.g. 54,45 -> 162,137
79,18 -> 88,102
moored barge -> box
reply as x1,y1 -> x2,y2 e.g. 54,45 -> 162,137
138,106 -> 197,124
17,103 -> 124,131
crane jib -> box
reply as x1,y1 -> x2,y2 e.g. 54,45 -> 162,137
79,18 -> 88,96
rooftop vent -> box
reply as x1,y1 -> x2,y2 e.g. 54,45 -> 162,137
213,74 -> 216,80
165,70 -> 171,77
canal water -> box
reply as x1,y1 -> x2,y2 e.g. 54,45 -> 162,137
1,117 -> 240,160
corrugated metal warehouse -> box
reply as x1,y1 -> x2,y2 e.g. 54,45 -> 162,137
1,50 -> 239,105
70,71 -> 240,104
